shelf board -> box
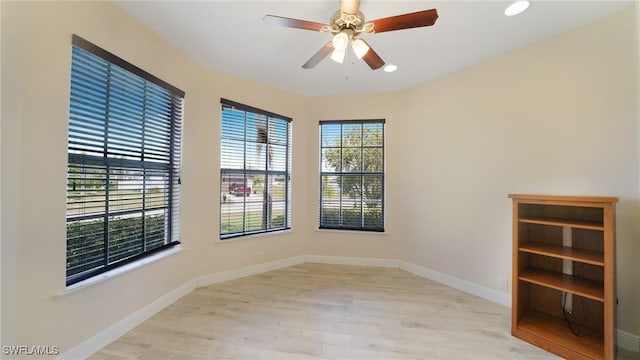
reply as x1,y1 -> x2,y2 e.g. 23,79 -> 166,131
508,194 -> 618,204
519,243 -> 604,266
514,310 -> 604,360
519,268 -> 604,302
519,217 -> 604,231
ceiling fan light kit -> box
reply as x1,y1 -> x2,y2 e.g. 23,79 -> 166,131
351,38 -> 369,59
332,31 -> 349,51
330,47 -> 346,63
263,0 -> 438,70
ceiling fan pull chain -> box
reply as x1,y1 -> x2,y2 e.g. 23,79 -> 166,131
345,48 -> 351,80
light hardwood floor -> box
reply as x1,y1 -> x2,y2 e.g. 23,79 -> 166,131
90,263 -> 637,360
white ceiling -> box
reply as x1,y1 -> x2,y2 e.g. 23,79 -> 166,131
114,0 -> 634,97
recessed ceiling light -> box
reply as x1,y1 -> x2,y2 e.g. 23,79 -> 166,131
384,64 -> 397,73
504,1 -> 530,16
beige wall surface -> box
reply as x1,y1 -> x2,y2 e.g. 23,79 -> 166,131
1,1 -> 308,355
1,0 -> 639,356
399,8 -> 639,335
634,0 -> 640,338
306,94 -> 404,260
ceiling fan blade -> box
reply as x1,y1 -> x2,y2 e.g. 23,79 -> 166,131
341,0 -> 361,15
360,40 -> 385,70
369,9 -> 438,33
302,42 -> 334,69
263,15 -> 328,32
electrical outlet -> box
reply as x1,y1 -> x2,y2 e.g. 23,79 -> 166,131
499,276 -> 509,290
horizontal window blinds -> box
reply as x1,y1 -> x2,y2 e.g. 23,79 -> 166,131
319,120 -> 385,232
66,35 -> 183,285
220,99 -> 292,239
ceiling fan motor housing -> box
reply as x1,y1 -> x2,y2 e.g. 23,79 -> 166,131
330,10 -> 367,33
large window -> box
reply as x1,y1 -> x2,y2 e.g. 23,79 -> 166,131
220,99 -> 292,239
319,120 -> 385,231
66,35 -> 184,286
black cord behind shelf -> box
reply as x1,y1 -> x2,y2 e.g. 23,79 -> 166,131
562,292 -> 581,336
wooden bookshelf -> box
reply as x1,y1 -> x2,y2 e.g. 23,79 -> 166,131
509,194 -> 617,360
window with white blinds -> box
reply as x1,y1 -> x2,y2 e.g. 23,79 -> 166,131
319,120 -> 385,231
220,99 -> 291,239
66,35 -> 184,286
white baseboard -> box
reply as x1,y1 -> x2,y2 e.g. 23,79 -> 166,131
618,329 -> 640,353
61,279 -> 197,360
399,260 -> 512,308
197,255 -> 305,287
304,255 -> 400,268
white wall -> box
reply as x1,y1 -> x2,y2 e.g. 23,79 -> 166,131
1,1 -> 638,356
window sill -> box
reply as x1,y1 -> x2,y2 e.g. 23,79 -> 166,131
57,246 -> 185,297
315,228 -> 389,235
216,229 -> 293,243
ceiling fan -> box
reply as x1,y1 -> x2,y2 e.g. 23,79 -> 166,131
263,0 -> 438,70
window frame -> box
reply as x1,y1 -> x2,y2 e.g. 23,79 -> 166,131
319,119 -> 385,232
219,98 -> 292,240
66,35 -> 184,286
